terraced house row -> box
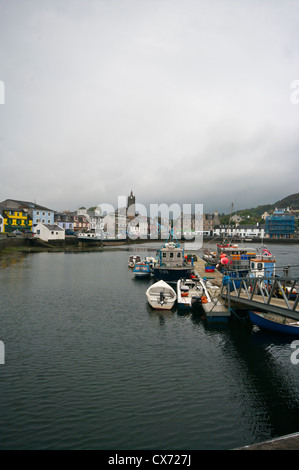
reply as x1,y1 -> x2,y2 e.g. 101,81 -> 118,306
0,199 -> 61,239
0,199 -> 102,241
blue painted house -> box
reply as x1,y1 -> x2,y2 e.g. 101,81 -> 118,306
265,208 -> 295,239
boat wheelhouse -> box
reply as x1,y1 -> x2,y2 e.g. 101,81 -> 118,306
153,239 -> 194,282
249,247 -> 276,279
214,243 -> 256,287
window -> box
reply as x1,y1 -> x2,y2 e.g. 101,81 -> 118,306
170,253 -> 174,258
162,253 -> 167,258
51,231 -> 54,235
177,253 -> 181,258
37,230 -> 40,234
36,211 -> 39,215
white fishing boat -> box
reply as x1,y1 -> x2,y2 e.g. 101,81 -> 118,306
177,277 -> 204,310
128,255 -> 142,268
77,230 -> 104,241
145,280 -> 177,310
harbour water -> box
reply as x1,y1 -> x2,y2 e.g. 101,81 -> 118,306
0,241 -> 299,450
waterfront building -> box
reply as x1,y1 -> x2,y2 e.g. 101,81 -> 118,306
0,212 -> 3,232
265,208 -> 295,239
71,213 -> 89,232
0,206 -> 32,233
86,210 -> 104,233
54,212 -> 75,232
203,211 -> 220,234
213,224 -> 265,239
33,223 -> 65,242
0,199 -> 54,230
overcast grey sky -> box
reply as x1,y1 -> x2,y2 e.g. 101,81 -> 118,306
0,0 -> 298,213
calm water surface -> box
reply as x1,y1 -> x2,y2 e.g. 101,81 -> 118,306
0,242 -> 299,450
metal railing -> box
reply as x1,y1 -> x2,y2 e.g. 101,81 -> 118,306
221,275 -> 299,319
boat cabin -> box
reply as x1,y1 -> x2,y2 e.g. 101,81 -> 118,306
157,242 -> 185,267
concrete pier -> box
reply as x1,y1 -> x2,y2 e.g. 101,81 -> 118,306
192,257 -> 224,287
191,256 -> 230,321
237,432 -> 299,450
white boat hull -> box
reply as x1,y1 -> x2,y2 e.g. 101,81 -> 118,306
146,280 -> 176,310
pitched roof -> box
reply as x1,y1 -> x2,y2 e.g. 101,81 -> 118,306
0,199 -> 54,212
36,223 -> 64,231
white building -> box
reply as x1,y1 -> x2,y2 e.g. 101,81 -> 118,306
33,223 -> 65,242
213,224 -> 265,239
87,211 -> 104,232
127,215 -> 148,239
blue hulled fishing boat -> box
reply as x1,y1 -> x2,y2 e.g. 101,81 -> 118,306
249,311 -> 299,336
153,236 -> 193,283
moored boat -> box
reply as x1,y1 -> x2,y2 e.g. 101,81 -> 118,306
177,277 -> 204,310
128,255 -> 142,268
153,239 -> 194,282
133,262 -> 152,278
146,280 -> 176,310
249,311 -> 299,336
77,230 -> 104,242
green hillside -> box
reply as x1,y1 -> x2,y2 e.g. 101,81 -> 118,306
220,193 -> 299,224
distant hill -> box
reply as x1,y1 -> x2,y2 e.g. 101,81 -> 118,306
236,193 -> 299,216
220,193 -> 299,224
274,193 -> 299,210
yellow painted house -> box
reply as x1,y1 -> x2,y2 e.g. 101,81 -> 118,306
0,208 -> 32,233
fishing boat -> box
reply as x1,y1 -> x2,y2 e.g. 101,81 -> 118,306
143,257 -> 157,269
153,238 -> 194,282
177,277 -> 204,310
249,247 -> 276,278
77,230 -> 104,242
128,255 -> 142,268
145,280 -> 177,310
133,262 -> 152,278
249,311 -> 299,336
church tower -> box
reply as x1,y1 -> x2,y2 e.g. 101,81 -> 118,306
127,190 -> 136,220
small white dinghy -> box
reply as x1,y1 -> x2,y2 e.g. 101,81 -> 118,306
146,280 -> 177,310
